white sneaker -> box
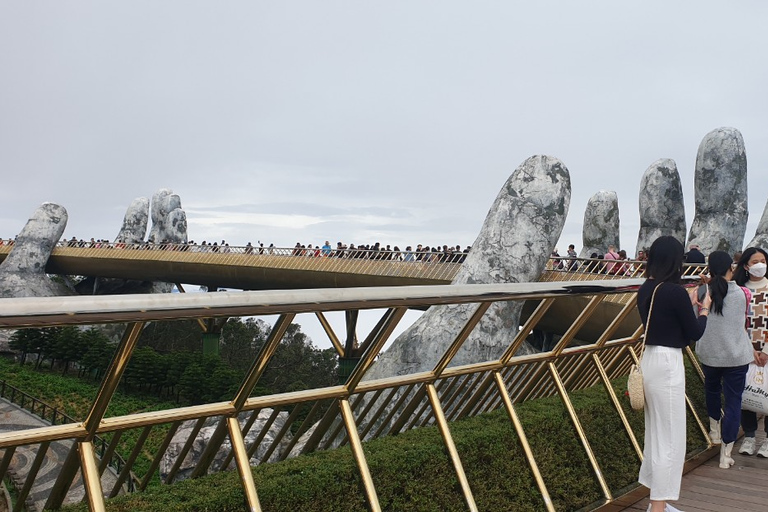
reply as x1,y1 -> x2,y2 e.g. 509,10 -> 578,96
757,439 -> 768,458
739,437 -> 757,455
665,504 -> 684,512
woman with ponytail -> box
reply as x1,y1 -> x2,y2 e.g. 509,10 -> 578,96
733,247 -> 768,457
695,251 -> 755,469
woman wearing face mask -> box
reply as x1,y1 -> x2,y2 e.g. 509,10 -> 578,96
734,247 -> 768,457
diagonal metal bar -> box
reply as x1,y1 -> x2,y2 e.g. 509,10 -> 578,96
232,314 -> 295,411
246,408 -> 283,460
550,295 -> 605,357
257,405 -> 303,464
0,446 -> 16,481
15,441 -> 50,512
165,416 -> 206,484
315,311 -> 344,356
227,416 -> 262,512
499,297 -> 556,365
46,322 -> 145,511
83,322 -> 146,438
109,425 -> 152,498
345,307 -> 407,393
368,384 -> 417,441
280,400 -> 325,460
79,441 -> 106,512
193,314 -> 294,479
221,410 -> 262,471
547,362 -> 612,502
340,398 -> 381,512
591,353 -> 643,460
387,384 -> 428,436
432,302 -> 491,376
425,383 -> 478,512
685,394 -> 710,446
97,431 -> 123,475
139,420 -> 181,490
595,295 -> 638,347
493,371 -> 554,512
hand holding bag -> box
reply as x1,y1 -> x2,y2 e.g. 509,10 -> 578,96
628,283 -> 661,411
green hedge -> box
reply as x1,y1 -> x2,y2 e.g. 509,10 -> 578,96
60,367 -> 709,512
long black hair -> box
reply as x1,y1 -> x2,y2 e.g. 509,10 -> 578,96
734,247 -> 768,286
645,235 -> 684,283
707,250 -> 732,315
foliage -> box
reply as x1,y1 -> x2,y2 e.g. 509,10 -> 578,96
59,374 -> 710,512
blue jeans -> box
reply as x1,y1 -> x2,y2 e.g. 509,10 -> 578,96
742,409 -> 768,438
702,363 -> 749,444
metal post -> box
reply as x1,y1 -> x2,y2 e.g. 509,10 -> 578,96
79,441 -> 106,512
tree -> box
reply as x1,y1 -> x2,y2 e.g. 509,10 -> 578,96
79,328 -> 114,379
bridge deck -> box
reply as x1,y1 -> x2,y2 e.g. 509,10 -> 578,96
620,431 -> 768,512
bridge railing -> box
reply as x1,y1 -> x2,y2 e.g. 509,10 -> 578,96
0,279 -> 713,511
0,380 -> 136,493
0,241 -> 707,289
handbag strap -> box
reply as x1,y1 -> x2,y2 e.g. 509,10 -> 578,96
639,283 -> 662,360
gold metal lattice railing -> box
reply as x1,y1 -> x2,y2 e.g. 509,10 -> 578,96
0,279 -> 713,511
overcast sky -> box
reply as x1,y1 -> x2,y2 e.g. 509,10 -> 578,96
2,2 -> 767,257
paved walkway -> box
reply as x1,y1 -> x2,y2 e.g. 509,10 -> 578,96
622,431 -> 768,512
0,398 -> 119,512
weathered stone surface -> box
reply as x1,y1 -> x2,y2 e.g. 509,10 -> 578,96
159,410 -> 291,482
148,189 -> 178,243
746,198 -> 768,250
636,159 -> 686,253
114,197 -> 149,244
162,207 -> 188,244
364,155 -> 571,379
579,190 -> 620,257
687,127 -> 748,254
0,203 -> 71,297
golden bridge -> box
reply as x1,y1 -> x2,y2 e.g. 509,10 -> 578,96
0,243 -> 760,511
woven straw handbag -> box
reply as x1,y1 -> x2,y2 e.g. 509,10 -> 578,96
628,283 -> 661,411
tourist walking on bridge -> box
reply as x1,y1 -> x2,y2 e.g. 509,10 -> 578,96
694,251 -> 755,469
637,236 -> 710,512
734,247 -> 768,457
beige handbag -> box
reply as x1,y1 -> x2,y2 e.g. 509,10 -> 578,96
628,283 -> 661,411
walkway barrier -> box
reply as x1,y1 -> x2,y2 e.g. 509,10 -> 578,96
0,380 -> 135,492
0,278 -> 715,511
0,242 -> 706,291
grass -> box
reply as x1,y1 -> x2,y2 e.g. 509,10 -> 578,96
0,356 -> 711,511
58,369 -> 708,512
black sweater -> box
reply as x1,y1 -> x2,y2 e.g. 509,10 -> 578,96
637,279 -> 708,349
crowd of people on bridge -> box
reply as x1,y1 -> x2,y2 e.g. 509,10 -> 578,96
48,237 -> 473,263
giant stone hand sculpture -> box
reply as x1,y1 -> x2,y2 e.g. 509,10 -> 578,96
0,189 -> 188,298
579,190 -> 620,258
687,127 -> 748,255
636,158 -> 687,253
0,203 -> 71,297
364,154 -> 571,379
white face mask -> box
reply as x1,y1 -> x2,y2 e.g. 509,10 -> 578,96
748,262 -> 767,278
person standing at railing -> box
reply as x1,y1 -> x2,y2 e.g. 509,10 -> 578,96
603,245 -> 620,274
733,247 -> 768,458
637,235 -> 710,512
566,244 -> 578,271
694,251 -> 759,469
684,243 -> 706,264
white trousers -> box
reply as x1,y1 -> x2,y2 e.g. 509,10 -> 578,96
638,345 -> 686,501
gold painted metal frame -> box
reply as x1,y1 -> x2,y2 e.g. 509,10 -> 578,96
0,278 -> 712,511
